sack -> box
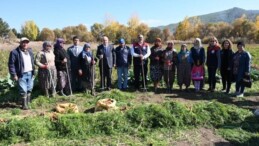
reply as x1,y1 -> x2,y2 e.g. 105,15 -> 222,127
95,98 -> 118,112
55,103 -> 79,113
243,74 -> 252,88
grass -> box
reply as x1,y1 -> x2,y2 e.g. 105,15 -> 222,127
1,43 -> 259,145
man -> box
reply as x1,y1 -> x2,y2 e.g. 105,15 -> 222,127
67,36 -> 83,92
8,37 -> 35,110
96,36 -> 115,90
114,38 -> 132,90
131,34 -> 151,90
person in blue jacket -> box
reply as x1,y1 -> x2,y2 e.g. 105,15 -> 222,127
8,37 -> 35,110
232,41 -> 251,98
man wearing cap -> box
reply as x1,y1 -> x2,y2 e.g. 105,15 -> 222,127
114,38 -> 132,90
131,34 -> 151,90
96,36 -> 115,90
67,36 -> 83,92
8,37 -> 35,110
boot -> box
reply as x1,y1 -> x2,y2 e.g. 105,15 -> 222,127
22,94 -> 28,110
91,89 -> 96,96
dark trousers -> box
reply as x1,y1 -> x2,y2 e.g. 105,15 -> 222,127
134,64 -> 148,89
208,67 -> 217,89
71,69 -> 82,92
236,80 -> 245,94
220,68 -> 232,92
100,65 -> 112,89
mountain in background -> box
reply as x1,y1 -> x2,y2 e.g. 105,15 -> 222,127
157,7 -> 259,32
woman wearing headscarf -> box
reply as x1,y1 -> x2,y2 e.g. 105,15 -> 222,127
149,38 -> 164,93
189,38 -> 206,90
177,44 -> 191,91
163,41 -> 178,93
206,36 -> 221,92
78,43 -> 97,95
233,41 -> 251,98
35,41 -> 57,97
220,39 -> 234,94
54,38 -> 71,96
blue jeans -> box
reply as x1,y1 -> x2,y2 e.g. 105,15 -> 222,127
117,66 -> 128,89
18,71 -> 34,96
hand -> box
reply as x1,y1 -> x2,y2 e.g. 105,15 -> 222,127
114,64 -> 117,69
166,60 -> 171,65
155,56 -> 159,60
78,70 -> 83,76
12,75 -> 18,81
99,55 -> 103,59
62,58 -> 67,64
140,54 -> 144,60
41,65 -> 48,69
91,60 -> 96,65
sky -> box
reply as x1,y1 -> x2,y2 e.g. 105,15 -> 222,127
1,0 -> 259,32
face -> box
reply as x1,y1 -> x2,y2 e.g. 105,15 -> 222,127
20,41 -> 29,49
46,45 -> 52,51
167,43 -> 173,49
155,41 -> 161,46
209,39 -> 217,46
85,47 -> 90,51
237,45 -> 244,52
103,37 -> 109,45
73,38 -> 80,46
181,46 -> 187,51
194,40 -> 199,46
138,36 -> 144,42
223,41 -> 230,49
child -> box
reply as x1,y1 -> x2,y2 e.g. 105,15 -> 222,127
78,43 -> 97,95
191,60 -> 204,92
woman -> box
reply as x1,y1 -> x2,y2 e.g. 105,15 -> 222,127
177,44 -> 191,91
35,41 -> 57,97
220,39 -> 234,94
163,41 -> 178,93
54,38 -> 71,96
78,43 -> 96,95
189,38 -> 206,90
233,41 -> 251,97
149,38 -> 164,93
206,37 -> 221,92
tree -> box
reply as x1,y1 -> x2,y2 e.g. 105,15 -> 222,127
174,17 -> 191,40
127,15 -> 141,42
53,28 -> 63,39
62,24 -> 90,43
102,21 -> 121,43
146,28 -> 163,43
162,27 -> 171,42
21,20 -> 39,41
255,15 -> 259,30
0,18 -> 9,37
7,30 -> 17,41
39,28 -> 55,41
116,25 -> 131,44
135,23 -> 149,38
91,23 -> 104,42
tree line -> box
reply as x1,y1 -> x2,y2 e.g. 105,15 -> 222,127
1,14 -> 259,44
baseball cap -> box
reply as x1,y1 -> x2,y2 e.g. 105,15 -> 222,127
119,38 -> 125,44
20,37 -> 30,43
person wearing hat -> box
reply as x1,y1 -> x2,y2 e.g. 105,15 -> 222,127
78,43 -> 97,95
177,44 -> 191,91
96,36 -> 115,91
8,37 -> 35,110
54,38 -> 71,96
149,38 -> 164,93
162,41 -> 178,93
131,34 -> 151,91
114,38 -> 132,90
67,36 -> 83,92
232,41 -> 251,98
35,41 -> 57,98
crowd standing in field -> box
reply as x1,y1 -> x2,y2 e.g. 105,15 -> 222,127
8,35 -> 252,110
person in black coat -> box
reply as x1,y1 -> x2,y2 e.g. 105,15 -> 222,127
220,39 -> 234,94
54,38 -> 71,96
78,43 -> 97,95
96,36 -> 115,90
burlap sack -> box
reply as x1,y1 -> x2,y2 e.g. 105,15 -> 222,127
55,103 -> 79,113
95,98 -> 118,112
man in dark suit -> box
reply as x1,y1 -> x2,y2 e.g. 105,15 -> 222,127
96,36 -> 115,90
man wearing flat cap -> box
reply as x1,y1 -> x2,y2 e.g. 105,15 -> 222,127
8,37 -> 35,110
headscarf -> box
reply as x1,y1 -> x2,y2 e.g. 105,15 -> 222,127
42,41 -> 52,50
194,38 -> 202,50
82,43 -> 92,59
54,38 -> 64,49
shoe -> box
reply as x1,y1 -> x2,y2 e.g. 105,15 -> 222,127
236,93 -> 244,98
234,91 -> 240,96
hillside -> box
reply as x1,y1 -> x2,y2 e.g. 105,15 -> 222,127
157,7 -> 259,32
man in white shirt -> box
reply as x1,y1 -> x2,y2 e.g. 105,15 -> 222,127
8,37 -> 35,110
67,36 -> 83,92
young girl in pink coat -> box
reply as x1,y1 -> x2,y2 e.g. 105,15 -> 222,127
191,60 -> 204,92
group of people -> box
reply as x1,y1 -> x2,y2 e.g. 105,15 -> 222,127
8,35 -> 251,110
